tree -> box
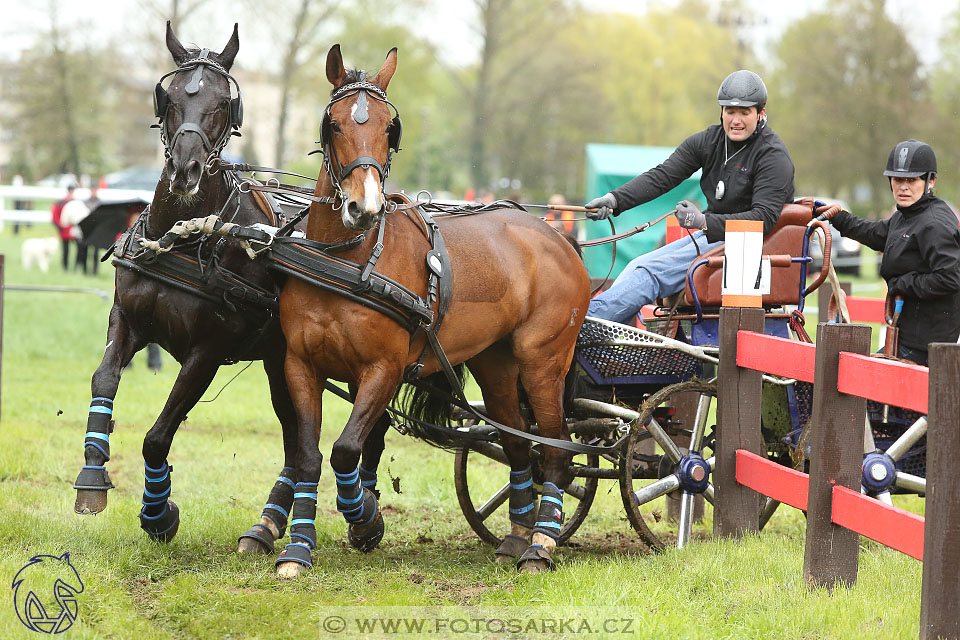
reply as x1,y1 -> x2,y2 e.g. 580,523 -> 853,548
772,0 -> 926,216
2,6 -> 117,180
928,6 -> 960,205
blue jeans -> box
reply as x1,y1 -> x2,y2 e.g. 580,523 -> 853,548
587,231 -> 722,324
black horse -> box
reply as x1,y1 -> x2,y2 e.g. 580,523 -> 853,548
71,22 -> 330,554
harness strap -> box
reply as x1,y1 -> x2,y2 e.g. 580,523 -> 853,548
268,235 -> 433,332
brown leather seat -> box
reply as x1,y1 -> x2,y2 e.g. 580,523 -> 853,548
682,198 -> 816,308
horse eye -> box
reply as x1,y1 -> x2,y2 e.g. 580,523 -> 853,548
330,121 -> 342,133
220,98 -> 230,109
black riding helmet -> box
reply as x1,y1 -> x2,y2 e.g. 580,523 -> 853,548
717,70 -> 767,110
884,139 -> 937,193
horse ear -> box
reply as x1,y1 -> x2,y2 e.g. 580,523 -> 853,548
218,23 -> 239,70
371,47 -> 398,91
165,21 -> 190,66
326,44 -> 346,88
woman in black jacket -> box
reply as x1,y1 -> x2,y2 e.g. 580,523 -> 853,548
824,140 -> 960,365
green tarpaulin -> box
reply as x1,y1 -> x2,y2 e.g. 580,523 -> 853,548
584,143 -> 704,278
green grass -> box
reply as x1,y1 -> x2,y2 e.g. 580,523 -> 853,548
0,227 -> 924,639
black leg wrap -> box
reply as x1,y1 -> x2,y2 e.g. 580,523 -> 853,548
277,481 -> 317,569
261,466 -> 295,538
531,481 -> 564,541
508,467 -> 536,528
83,404 -> 114,462
139,500 -> 180,542
336,468 -> 383,552
139,462 -> 179,542
359,464 -> 380,499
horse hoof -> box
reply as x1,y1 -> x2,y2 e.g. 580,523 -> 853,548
516,544 -> 556,574
276,561 -> 306,579
140,500 -> 180,543
518,559 -> 552,574
237,523 -> 275,554
74,490 -> 108,515
237,537 -> 272,554
348,510 -> 384,553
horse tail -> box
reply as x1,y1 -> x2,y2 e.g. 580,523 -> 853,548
392,366 -> 468,450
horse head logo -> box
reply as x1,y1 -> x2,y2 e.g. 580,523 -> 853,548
12,553 -> 84,634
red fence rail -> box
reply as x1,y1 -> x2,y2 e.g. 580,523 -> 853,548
717,314 -> 960,639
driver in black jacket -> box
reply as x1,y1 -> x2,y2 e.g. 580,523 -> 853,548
822,140 -> 960,365
584,70 -> 795,324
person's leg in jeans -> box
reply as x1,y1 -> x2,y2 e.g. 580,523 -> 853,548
587,231 -> 721,324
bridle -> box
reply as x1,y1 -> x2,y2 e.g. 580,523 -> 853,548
317,75 -> 403,207
153,49 -> 244,171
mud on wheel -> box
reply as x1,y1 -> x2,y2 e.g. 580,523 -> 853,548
454,439 -> 599,547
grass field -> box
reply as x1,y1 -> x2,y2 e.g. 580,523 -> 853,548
0,226 -> 925,639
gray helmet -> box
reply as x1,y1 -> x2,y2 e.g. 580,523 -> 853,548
717,70 -> 767,110
884,139 -> 937,179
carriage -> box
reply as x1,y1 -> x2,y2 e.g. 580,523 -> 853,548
74,29 -> 929,576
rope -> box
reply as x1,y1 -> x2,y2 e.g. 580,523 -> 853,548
138,214 -> 257,258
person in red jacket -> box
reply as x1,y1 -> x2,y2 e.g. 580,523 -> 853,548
50,184 -> 76,271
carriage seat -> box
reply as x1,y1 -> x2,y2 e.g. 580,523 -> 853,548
681,198 -> 816,309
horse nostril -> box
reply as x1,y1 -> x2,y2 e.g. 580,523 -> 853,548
185,160 -> 202,184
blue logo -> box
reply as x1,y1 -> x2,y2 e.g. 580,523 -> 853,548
12,553 -> 84,634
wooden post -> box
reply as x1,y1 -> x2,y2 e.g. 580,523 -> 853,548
803,322 -> 870,589
817,281 -> 851,323
715,306 -> 765,537
920,343 -> 960,639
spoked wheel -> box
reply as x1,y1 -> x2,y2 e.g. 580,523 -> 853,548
619,380 -> 717,551
454,439 -> 599,547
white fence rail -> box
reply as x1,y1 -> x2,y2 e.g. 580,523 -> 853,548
0,185 -> 154,225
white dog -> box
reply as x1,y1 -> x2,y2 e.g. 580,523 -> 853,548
21,237 -> 60,273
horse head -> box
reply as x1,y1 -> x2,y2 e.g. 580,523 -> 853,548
321,44 -> 401,231
156,21 -> 241,197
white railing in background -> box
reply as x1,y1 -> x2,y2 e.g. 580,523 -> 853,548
0,185 -> 154,226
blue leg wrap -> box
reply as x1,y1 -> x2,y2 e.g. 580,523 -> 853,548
335,468 -> 378,525
277,481 -> 317,568
75,399 -> 116,492
139,461 -> 179,541
508,467 -> 536,528
262,466 -> 296,537
359,464 -> 379,498
532,482 -> 564,541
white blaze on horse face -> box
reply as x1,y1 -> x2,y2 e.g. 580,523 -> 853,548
362,168 -> 383,214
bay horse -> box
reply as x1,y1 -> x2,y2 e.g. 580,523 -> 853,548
274,44 -> 590,577
72,22 -> 308,555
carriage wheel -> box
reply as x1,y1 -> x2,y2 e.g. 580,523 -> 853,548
454,440 -> 599,547
618,380 -> 718,551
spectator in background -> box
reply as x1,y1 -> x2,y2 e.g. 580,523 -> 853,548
60,186 -> 101,275
51,184 -> 77,271
478,190 -> 495,204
